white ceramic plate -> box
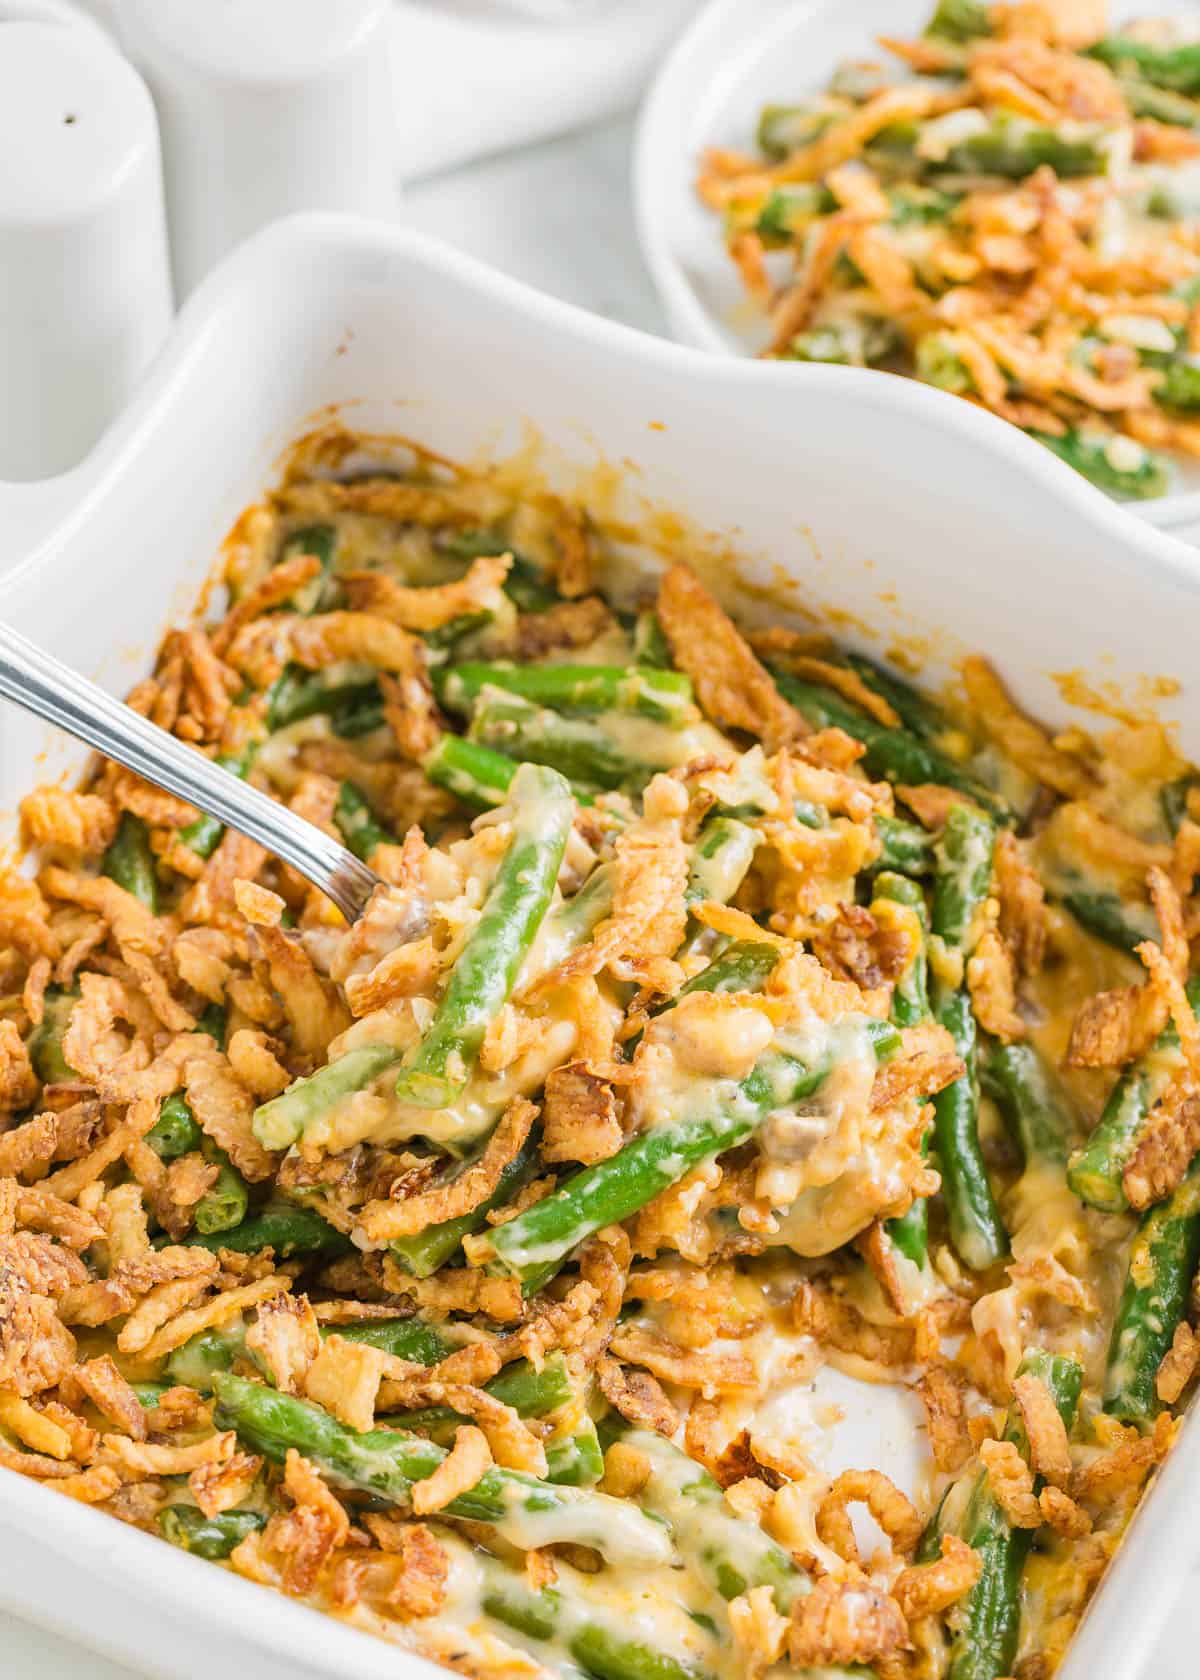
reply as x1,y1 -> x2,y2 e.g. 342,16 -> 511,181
634,0 -> 1200,536
2,216 -> 1200,1679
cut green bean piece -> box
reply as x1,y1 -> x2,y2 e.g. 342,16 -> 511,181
181,1201 -> 351,1259
254,1044 -> 405,1151
27,987 -> 78,1085
102,811 -> 158,912
213,1374 -> 674,1565
925,0 -> 990,41
622,1428 -> 805,1610
468,687 -> 642,791
436,662 -> 695,726
545,1422 -> 604,1487
158,1504 -> 266,1560
982,1043 -> 1073,1168
632,610 -> 674,670
1067,974 -> 1200,1212
685,816 -> 758,908
1089,36 -> 1200,95
757,101 -> 836,161
179,745 -> 257,861
193,1140 -> 250,1236
780,320 -> 900,367
481,1566 -> 710,1680
1027,428 -> 1171,500
281,522 -> 337,614
334,780 -> 394,862
948,1349 -> 1082,1680
752,183 -> 837,244
146,1093 -> 203,1163
771,670 -> 1010,819
380,1355 -> 572,1438
266,665 -> 383,734
874,873 -> 932,1266
845,653 -> 948,742
488,1044 -> 884,1289
1104,1156 -> 1200,1427
874,813 -> 934,876
1059,886 -> 1159,955
933,803 -> 996,951
935,115 -> 1114,180
165,1315 -> 451,1393
389,1132 -> 542,1279
1157,359 -> 1200,410
934,991 -> 1008,1271
395,763 -> 572,1109
423,733 -> 521,808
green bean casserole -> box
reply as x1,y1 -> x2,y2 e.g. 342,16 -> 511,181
2,427 -> 1198,1679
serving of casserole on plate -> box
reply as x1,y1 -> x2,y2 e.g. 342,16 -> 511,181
4,218 -> 1200,1680
635,0 -> 1200,533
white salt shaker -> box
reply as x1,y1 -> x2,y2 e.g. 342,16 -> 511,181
116,0 -> 395,301
0,17 -> 172,480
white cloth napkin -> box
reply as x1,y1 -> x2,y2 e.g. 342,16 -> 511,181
390,0 -> 698,182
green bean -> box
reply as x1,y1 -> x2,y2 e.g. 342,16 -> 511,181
1058,886 -> 1159,955
545,1416 -> 605,1487
488,1040 -> 893,1291
845,653 -> 949,743
684,816 -> 758,908
179,745 -> 257,861
145,1092 -> 203,1162
254,1044 -> 406,1151
925,0 -> 990,41
1161,772 -> 1200,837
916,331 -> 975,395
936,115 -> 1114,180
334,779 -> 394,862
212,1373 -> 675,1565
1156,359 -> 1200,410
632,610 -> 674,670
423,734 -> 522,808
193,1140 -> 250,1236
887,184 -> 963,227
481,1566 -> 710,1680
157,1505 -> 266,1561
1089,36 -> 1200,95
874,873 -> 933,1266
281,522 -> 338,614
1026,428 -> 1171,500
981,1042 -> 1073,1168
165,1315 -> 451,1392
933,803 -> 996,951
102,811 -> 158,912
131,1382 -> 170,1408
468,687 -> 642,791
181,1200 -> 351,1259
380,1354 -> 572,1437
874,813 -> 935,876
779,320 -> 900,367
435,662 -> 695,726
1067,975 -> 1200,1212
437,530 -> 560,614
770,670 -> 1010,819
621,1428 -> 804,1610
388,1131 -> 542,1279
753,183 -> 837,244
26,987 -> 78,1084
1123,76 -> 1200,129
873,872 -> 930,1030
1104,1157 -> 1200,1427
395,762 -> 573,1109
266,665 -> 383,735
948,1350 -> 1083,1680
757,102 -> 837,161
931,806 -> 1008,1271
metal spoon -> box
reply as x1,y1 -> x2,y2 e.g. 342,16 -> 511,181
0,621 -> 383,923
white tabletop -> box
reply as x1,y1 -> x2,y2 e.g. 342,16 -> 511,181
0,109 -> 1194,1680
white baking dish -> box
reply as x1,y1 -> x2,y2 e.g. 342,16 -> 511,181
2,214 -> 1200,1678
633,0 -> 1200,538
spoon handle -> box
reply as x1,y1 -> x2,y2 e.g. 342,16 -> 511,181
0,621 -> 380,923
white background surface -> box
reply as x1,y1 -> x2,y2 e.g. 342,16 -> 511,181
0,107 -> 1193,1680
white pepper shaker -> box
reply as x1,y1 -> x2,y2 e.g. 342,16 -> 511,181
0,19 -> 172,480
116,0 -> 395,301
